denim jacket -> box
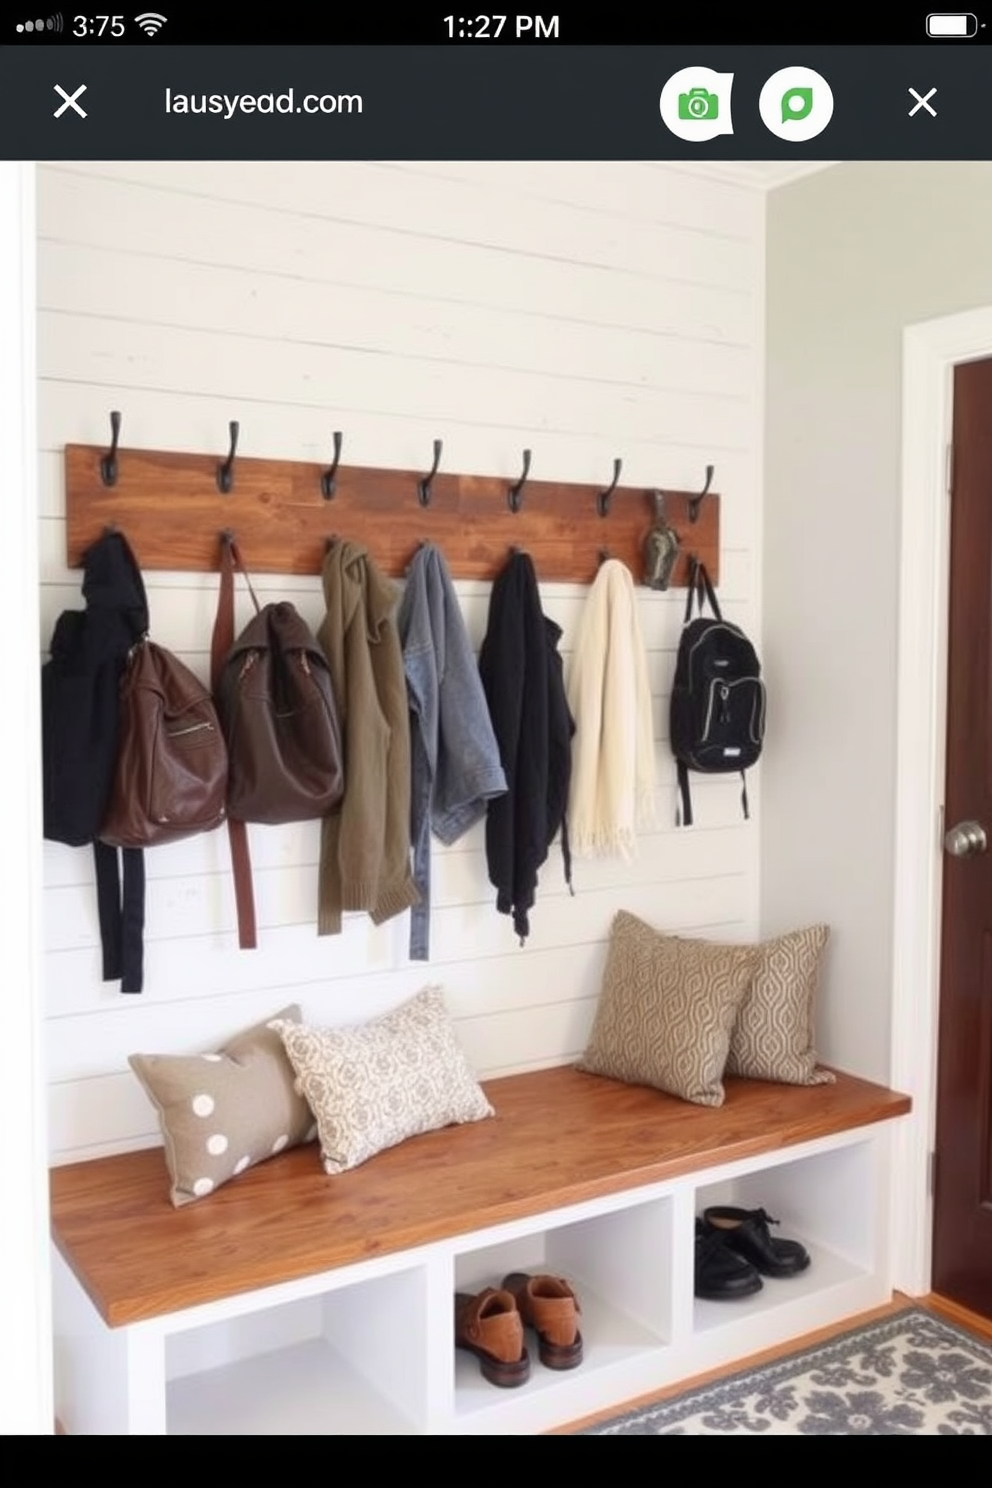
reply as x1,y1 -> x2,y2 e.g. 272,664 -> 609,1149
398,543 -> 507,960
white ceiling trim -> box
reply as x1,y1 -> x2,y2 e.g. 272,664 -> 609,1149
656,160 -> 841,190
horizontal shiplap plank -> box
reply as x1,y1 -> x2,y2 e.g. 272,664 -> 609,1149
46,915 -> 751,1160
377,162 -> 763,238
48,998 -> 594,1161
39,319 -> 753,454
45,940 -> 612,1082
43,847 -> 754,1015
38,166 -> 757,296
48,160 -> 763,242
49,1071 -> 163,1160
36,570 -> 757,674
39,247 -> 755,400
40,766 -> 753,898
42,803 -> 747,890
41,832 -> 750,959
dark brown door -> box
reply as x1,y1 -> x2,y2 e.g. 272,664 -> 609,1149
932,355 -> 992,1318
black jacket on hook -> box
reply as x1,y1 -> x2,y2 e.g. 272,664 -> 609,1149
478,549 -> 574,944
42,529 -> 150,992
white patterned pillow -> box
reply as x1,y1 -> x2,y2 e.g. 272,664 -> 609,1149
726,924 -> 835,1086
129,1006 -> 316,1207
577,911 -> 759,1106
273,986 -> 494,1175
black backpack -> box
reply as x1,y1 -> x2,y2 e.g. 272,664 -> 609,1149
669,559 -> 765,826
42,529 -> 150,992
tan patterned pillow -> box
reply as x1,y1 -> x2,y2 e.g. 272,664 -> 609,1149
129,1006 -> 316,1207
273,986 -> 494,1175
577,911 -> 759,1106
726,924 -> 835,1086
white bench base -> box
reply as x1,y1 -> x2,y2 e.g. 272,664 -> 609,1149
52,1114 -> 902,1435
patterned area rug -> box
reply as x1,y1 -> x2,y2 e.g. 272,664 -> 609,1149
580,1309 -> 992,1434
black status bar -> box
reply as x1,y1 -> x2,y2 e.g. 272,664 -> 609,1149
5,11 -> 992,46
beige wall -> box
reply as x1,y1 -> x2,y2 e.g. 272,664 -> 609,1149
762,160 -> 992,1081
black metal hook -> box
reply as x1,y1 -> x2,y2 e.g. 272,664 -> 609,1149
650,489 -> 667,523
321,431 -> 343,499
100,410 -> 122,487
596,457 -> 623,518
418,438 -> 443,507
216,420 -> 240,494
508,448 -> 532,513
687,464 -> 714,524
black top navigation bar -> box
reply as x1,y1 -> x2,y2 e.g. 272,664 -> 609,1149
3,42 -> 992,160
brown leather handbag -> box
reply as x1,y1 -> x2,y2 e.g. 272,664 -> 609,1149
100,639 -> 229,848
211,534 -> 344,948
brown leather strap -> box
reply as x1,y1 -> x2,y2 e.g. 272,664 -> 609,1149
225,817 -> 257,950
211,533 -> 258,950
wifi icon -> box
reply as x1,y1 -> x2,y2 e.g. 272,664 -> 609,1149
134,11 -> 167,35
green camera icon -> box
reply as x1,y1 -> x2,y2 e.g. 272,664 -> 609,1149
678,87 -> 719,121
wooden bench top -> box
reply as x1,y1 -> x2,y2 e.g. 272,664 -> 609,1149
50,1064 -> 910,1328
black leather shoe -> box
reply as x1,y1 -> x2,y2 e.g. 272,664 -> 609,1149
694,1219 -> 763,1300
702,1206 -> 811,1278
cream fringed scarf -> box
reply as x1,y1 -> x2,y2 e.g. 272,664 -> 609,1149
566,558 -> 656,858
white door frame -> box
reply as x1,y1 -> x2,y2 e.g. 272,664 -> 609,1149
891,304 -> 992,1297
0,160 -> 53,1433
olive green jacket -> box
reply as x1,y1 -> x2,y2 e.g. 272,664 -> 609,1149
316,540 -> 419,935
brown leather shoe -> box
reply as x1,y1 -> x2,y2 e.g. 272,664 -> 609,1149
454,1288 -> 531,1387
502,1271 -> 584,1369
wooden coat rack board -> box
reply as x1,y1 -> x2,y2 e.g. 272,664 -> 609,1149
64,428 -> 721,586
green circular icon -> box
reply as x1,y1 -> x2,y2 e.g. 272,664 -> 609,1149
759,67 -> 833,141
781,86 -> 814,122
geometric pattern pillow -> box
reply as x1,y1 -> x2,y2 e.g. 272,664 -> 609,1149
726,924 -> 835,1086
577,911 -> 760,1107
272,985 -> 494,1175
129,1006 -> 316,1207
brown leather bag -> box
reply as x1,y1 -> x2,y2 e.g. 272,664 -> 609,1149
211,535 -> 344,948
100,639 -> 229,848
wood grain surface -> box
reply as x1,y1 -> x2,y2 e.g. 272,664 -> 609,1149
64,444 -> 721,586
50,1064 -> 909,1328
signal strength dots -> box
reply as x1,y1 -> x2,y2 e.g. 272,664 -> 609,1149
16,13 -> 63,31
134,11 -> 167,34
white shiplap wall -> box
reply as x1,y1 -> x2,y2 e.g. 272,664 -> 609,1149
37,160 -> 765,1164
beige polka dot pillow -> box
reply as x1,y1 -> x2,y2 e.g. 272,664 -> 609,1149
129,1006 -> 315,1207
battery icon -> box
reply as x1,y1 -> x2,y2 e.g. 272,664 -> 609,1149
926,12 -> 979,34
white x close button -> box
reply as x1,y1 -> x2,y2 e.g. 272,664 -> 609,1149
908,86 -> 938,118
54,83 -> 88,119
